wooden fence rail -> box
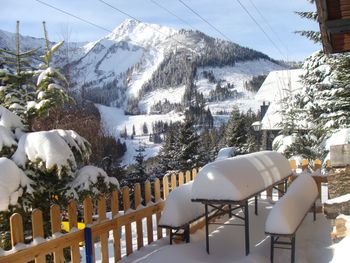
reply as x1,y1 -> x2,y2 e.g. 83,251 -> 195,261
0,160 -> 330,263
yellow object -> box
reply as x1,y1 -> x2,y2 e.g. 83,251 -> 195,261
62,221 -> 86,246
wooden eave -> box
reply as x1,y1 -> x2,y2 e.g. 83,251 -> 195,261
316,0 -> 350,53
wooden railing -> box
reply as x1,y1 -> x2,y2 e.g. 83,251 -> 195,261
0,158 -> 330,263
0,168 -> 198,263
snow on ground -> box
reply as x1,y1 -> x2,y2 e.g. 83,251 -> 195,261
92,199 -> 340,263
196,59 -> 284,115
139,85 -> 185,113
97,104 -> 184,165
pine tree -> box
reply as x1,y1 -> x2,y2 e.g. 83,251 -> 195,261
131,141 -> 148,184
225,108 -> 247,154
178,114 -> 202,171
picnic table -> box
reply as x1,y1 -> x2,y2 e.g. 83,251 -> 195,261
191,151 -> 292,255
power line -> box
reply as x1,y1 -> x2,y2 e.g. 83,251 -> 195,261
178,0 -> 232,42
34,0 -> 112,33
150,0 -> 197,31
247,0 -> 289,57
234,0 -> 287,60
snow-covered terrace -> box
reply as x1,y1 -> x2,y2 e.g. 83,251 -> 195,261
118,199 -> 343,263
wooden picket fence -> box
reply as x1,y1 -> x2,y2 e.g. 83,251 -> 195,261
0,159 -> 329,263
0,169 -> 197,263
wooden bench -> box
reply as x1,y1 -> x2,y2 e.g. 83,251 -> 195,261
265,173 -> 319,263
158,181 -> 216,244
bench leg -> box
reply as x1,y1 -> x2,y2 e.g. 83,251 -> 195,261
184,225 -> 190,243
229,204 -> 232,218
244,201 -> 250,255
270,236 -> 274,263
291,236 -> 296,263
313,202 -> 316,221
170,229 -> 173,245
205,204 -> 210,254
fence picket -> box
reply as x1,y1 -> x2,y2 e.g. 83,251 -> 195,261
314,159 -> 322,171
32,209 -> 46,263
178,172 -> 184,186
163,175 -> 169,199
289,159 -> 296,171
145,180 -> 154,244
301,159 -> 309,171
134,183 -> 144,250
171,173 -> 177,191
98,195 -> 109,263
123,187 -> 133,256
10,213 -> 24,247
50,204 -> 64,263
185,170 -> 191,183
154,178 -> 163,240
191,168 -> 197,180
68,200 -> 80,263
111,191 -> 121,261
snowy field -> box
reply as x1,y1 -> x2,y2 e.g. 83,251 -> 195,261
82,198 -> 348,263
98,104 -> 184,165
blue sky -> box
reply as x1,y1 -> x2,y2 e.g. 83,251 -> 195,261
0,0 -> 320,61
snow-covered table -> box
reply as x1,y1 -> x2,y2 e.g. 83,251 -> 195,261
191,151 -> 292,255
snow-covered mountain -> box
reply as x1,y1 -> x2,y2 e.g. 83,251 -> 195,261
0,19 -> 286,165
0,19 -> 284,111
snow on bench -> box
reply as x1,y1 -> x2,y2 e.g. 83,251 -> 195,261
265,173 -> 318,263
191,151 -> 292,202
159,181 -> 209,244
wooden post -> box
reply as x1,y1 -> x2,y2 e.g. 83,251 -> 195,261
178,172 -> 184,186
111,191 -> 121,261
10,213 -> 24,247
98,195 -> 109,263
171,173 -> 177,191
32,209 -> 46,263
123,187 -> 133,256
145,180 -> 154,244
68,200 -> 80,263
154,178 -> 163,240
134,183 -> 144,250
185,170 -> 191,183
50,204 -> 64,262
163,175 -> 169,199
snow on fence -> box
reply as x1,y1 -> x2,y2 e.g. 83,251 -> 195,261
0,159 -> 330,263
0,168 -> 198,263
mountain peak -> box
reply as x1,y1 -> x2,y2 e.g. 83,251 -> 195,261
106,19 -> 177,48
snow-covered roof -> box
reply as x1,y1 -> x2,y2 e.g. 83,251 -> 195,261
255,69 -> 305,130
191,151 -> 291,202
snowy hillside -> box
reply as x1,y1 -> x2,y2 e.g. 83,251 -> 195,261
0,19 -> 286,165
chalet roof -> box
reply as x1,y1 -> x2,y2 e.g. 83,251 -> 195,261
316,0 -> 350,53
255,69 -> 306,130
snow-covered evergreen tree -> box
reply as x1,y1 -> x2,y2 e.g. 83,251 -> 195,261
0,22 -> 119,248
178,114 -> 202,171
